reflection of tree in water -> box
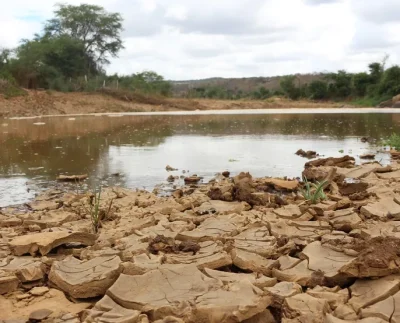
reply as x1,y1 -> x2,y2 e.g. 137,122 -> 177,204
0,113 -> 399,178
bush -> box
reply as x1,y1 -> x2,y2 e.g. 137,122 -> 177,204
307,80 -> 328,100
386,133 -> 400,150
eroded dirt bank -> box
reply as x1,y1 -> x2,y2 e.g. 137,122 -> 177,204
1,154 -> 400,322
0,90 -> 347,118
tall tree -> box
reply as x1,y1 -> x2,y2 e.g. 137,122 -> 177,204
44,4 -> 124,68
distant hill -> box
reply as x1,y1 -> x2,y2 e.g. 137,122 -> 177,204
170,73 -> 326,97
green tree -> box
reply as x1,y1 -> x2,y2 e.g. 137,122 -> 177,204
352,73 -> 371,97
307,80 -> 328,100
280,75 -> 301,100
379,66 -> 400,96
326,70 -> 352,98
368,62 -> 384,84
44,4 -> 123,69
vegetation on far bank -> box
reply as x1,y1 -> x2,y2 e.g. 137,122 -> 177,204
0,3 -> 399,107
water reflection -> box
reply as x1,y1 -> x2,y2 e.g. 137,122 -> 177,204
1,112 -> 399,206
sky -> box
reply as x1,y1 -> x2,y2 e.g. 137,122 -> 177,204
1,0 -> 400,80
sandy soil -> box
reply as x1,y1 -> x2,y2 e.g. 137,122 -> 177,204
0,90 -> 350,118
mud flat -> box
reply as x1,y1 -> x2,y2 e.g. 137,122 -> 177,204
2,154 -> 400,322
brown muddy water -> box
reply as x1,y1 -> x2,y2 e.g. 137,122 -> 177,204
1,111 -> 400,207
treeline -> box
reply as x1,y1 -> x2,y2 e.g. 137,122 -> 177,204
279,60 -> 400,105
0,4 -> 171,98
185,61 -> 400,105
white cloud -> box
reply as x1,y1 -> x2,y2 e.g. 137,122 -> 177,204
1,0 -> 400,80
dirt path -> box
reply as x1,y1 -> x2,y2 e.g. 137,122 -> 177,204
0,90 -> 353,118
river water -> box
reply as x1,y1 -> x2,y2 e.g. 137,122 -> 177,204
1,109 -> 400,207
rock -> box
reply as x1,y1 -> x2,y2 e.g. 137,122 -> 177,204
348,275 -> 400,312
242,309 -> 276,323
222,171 -> 230,178
165,241 -> 232,269
272,260 -> 315,287
339,182 -> 368,196
278,255 -> 303,271
326,208 -> 362,232
283,293 -> 331,321
263,178 -> 299,191
360,154 -> 375,159
82,295 -> 145,323
57,174 -> 88,181
204,268 -> 277,289
195,200 -> 249,215
325,314 -> 386,323
361,197 -> 400,220
166,165 -> 178,172
106,264 -> 271,322
231,249 -> 279,276
273,205 -> 302,219
176,214 -> 246,242
333,304 -> 358,320
266,282 -> 303,307
0,288 -> 91,320
0,272 -> 19,295
296,149 -> 317,159
184,176 -> 202,184
207,183 -> 234,202
305,155 -> 355,168
360,290 -> 400,321
27,201 -> 60,211
0,257 -> 45,282
306,286 -> 349,310
167,175 -> 176,182
301,241 -> 355,286
49,255 -> 122,298
9,231 -> 96,256
23,210 -> 79,229
339,237 -> 400,278
29,287 -> 49,296
29,309 -> 53,321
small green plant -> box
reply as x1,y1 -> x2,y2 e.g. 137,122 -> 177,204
338,149 -> 344,153
301,178 -> 328,204
229,159 -> 238,162
385,133 -> 400,151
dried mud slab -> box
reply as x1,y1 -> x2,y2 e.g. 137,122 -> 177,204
106,264 -> 271,322
305,155 -> 355,168
0,256 -> 45,283
9,231 -> 96,256
49,255 -> 122,298
360,197 -> 400,220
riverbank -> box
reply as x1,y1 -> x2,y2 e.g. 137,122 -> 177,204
1,153 -> 400,321
0,90 -> 355,118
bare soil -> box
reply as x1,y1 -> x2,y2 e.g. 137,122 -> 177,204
0,89 -> 348,118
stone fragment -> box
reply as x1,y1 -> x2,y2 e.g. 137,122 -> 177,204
57,174 -> 88,181
273,205 -> 302,219
272,260 -> 314,287
231,249 -> 279,275
333,304 -> 358,320
23,210 -> 78,229
283,293 -> 331,321
305,155 -> 355,168
278,255 -> 302,271
301,241 -> 356,285
29,287 -> 49,296
82,295 -> 145,323
0,257 -> 45,282
49,255 -> 122,298
306,286 -> 349,310
361,197 -> 400,220
195,200 -> 249,215
204,268 -> 277,289
263,178 -> 299,191
0,271 -> 19,295
266,282 -> 303,308
360,290 -> 400,322
107,264 -> 271,322
325,314 -> 387,323
9,231 -> 96,256
348,275 -> 400,312
176,214 -> 247,242
165,241 -> 232,269
29,309 -> 53,321
242,309 -> 276,323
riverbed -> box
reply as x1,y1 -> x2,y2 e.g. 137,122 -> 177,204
1,109 -> 399,206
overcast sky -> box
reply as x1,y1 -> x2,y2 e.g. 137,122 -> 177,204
1,0 -> 399,80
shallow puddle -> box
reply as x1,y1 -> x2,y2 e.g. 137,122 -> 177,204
1,110 -> 400,206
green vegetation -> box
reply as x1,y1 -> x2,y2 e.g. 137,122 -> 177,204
301,178 -> 328,204
385,133 -> 400,150
277,57 -> 400,105
0,4 -> 171,98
